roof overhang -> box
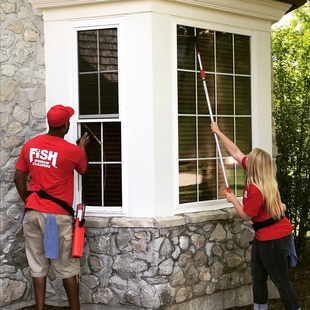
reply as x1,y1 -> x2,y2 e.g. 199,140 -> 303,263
28,0 -> 307,22
277,0 -> 307,13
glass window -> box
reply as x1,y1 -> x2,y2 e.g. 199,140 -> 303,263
77,28 -> 122,207
177,26 -> 252,204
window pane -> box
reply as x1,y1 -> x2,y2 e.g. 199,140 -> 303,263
197,29 -> 215,73
236,117 -> 252,154
78,30 -> 98,72
178,116 -> 196,159
177,26 -> 195,70
79,74 -> 98,115
216,32 -> 233,73
226,157 -> 236,193
218,159 -> 234,198
178,71 -> 196,114
198,116 -> 216,158
235,35 -> 251,75
99,28 -> 118,71
82,164 -> 102,206
179,160 -> 197,203
198,73 -> 215,115
198,159 -> 217,201
100,73 -> 118,114
79,123 -> 101,162
236,164 -> 247,197
217,75 -> 233,115
217,117 -> 234,157
103,122 -> 121,162
235,76 -> 251,115
104,164 -> 122,206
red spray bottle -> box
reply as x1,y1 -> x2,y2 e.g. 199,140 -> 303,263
71,203 -> 86,258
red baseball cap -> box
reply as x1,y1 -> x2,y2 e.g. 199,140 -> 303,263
47,104 -> 75,127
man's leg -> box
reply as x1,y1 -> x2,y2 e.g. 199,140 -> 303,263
33,276 -> 46,310
63,275 -> 80,310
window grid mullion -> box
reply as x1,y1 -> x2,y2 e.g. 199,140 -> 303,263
194,29 -> 200,201
232,34 -> 237,194
97,30 -> 101,115
214,31 -> 219,199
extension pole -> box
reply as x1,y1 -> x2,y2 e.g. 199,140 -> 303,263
194,38 -> 231,193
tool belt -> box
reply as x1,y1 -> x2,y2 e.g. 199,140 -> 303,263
252,214 -> 285,231
26,190 -> 74,218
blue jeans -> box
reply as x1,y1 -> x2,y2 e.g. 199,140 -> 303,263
251,234 -> 300,310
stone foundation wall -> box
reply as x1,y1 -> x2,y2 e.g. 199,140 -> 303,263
80,210 -> 254,309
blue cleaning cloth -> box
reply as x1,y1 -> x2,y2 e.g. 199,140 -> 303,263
44,214 -> 59,259
287,233 -> 298,267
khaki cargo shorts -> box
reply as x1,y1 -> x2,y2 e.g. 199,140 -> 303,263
23,210 -> 80,278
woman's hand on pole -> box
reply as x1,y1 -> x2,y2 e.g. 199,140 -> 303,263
227,192 -> 253,221
210,121 -> 245,166
226,191 -> 237,204
210,121 -> 221,136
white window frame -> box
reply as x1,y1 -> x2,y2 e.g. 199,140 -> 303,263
69,17 -> 129,216
173,19 -> 259,214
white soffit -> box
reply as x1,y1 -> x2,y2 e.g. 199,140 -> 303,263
169,0 -> 291,20
29,0 -> 290,21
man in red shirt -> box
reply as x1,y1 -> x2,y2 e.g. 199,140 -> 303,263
14,104 -> 90,310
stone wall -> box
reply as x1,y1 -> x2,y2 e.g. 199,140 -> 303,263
0,0 -> 46,307
1,0 -> 46,167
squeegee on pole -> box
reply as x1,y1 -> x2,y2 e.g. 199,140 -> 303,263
194,37 -> 231,193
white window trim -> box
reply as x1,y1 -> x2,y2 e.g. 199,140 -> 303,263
69,17 -> 129,217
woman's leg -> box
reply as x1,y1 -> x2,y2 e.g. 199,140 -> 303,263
251,238 -> 269,308
258,235 -> 300,310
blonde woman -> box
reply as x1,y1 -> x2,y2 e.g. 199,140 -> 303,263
211,122 -> 300,310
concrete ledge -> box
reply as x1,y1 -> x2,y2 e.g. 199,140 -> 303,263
110,217 -> 156,228
184,209 -> 231,224
85,207 -> 240,229
86,217 -> 110,228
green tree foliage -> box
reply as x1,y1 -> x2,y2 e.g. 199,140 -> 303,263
272,2 -> 310,259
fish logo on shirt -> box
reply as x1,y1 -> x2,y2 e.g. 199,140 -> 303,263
29,148 -> 58,168
244,190 -> 248,199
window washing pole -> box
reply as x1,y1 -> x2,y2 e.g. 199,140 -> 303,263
194,37 -> 231,193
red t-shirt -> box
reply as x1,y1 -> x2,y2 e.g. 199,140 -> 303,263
16,134 -> 87,215
241,157 -> 292,241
